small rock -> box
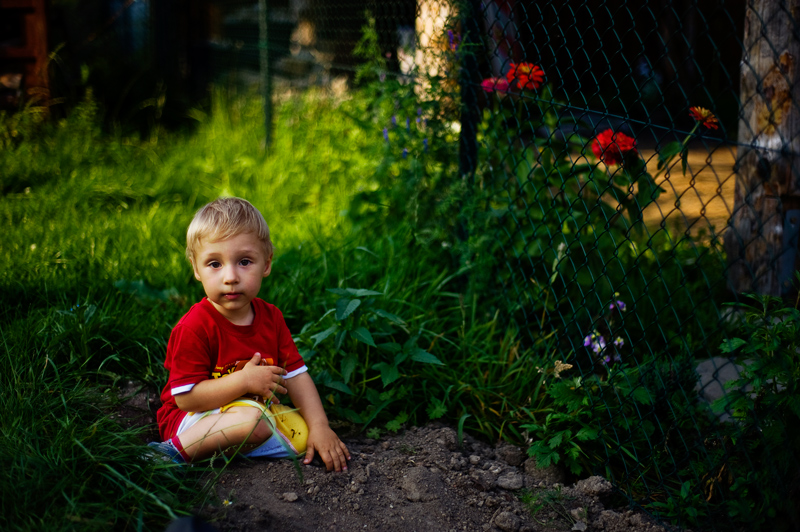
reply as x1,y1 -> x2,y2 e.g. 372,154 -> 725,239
494,510 -> 520,532
523,457 -> 565,485
495,445 -> 526,466
571,522 -> 587,532
575,476 -> 612,497
470,469 -> 497,491
283,492 -> 298,502
469,455 -> 481,465
497,472 -> 524,491
570,508 -> 584,521
353,503 -> 360,510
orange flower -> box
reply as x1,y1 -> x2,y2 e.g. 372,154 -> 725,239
689,106 -> 719,130
591,129 -> 637,166
506,63 -> 545,91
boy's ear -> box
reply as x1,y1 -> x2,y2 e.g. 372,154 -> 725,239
191,260 -> 201,281
263,254 -> 273,278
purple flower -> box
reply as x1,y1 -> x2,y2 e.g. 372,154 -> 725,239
616,300 -> 626,311
591,337 -> 606,355
391,115 -> 397,126
402,148 -> 408,158
613,337 -> 624,348
603,352 -> 621,364
583,335 -> 592,347
406,118 -> 410,130
423,138 -> 428,152
383,128 -> 389,142
417,107 -> 422,116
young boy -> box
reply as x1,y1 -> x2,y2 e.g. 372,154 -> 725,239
151,197 -> 350,472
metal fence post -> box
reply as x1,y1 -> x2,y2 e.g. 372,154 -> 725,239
259,0 -> 272,151
458,0 -> 481,186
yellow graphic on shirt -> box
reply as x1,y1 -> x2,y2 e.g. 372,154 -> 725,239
211,356 -> 274,379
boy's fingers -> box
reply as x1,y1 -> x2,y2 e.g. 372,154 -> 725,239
303,445 -> 315,465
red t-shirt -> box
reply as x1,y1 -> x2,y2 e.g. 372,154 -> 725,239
156,297 -> 306,440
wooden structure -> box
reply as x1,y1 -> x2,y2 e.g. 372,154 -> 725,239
0,0 -> 48,102
725,0 -> 800,296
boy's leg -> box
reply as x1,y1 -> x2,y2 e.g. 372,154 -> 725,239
176,406 -> 272,462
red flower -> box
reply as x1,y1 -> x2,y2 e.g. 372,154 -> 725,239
689,106 -> 719,130
481,77 -> 510,94
591,129 -> 637,166
506,63 -> 544,91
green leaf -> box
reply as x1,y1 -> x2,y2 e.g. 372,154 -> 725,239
374,362 -> 400,387
310,325 -> 338,348
325,381 -> 353,395
410,348 -> 444,365
336,298 -> 361,320
365,427 -> 382,439
427,398 -> 447,419
374,308 -> 405,325
334,329 -> 348,351
657,141 -> 682,169
377,342 -> 402,353
631,386 -> 653,405
327,287 -> 383,298
341,408 -> 363,424
352,327 -> 377,347
340,352 -> 357,384
720,338 -> 747,353
575,427 -> 598,441
548,430 -> 568,448
385,419 -> 402,432
361,398 -> 393,430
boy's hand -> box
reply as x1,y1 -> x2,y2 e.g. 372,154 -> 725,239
242,353 -> 287,402
304,425 -> 351,472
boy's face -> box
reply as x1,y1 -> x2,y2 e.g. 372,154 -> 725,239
192,231 -> 272,325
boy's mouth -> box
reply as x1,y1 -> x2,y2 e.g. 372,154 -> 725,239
224,293 -> 242,300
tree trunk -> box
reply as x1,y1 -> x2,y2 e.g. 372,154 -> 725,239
726,0 -> 800,296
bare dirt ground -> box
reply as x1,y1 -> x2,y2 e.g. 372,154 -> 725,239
640,144 -> 736,238
122,383 -> 672,532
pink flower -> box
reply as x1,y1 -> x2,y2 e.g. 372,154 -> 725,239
481,77 -> 510,94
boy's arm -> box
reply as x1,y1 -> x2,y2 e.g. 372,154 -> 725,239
175,353 -> 287,412
284,372 -> 351,472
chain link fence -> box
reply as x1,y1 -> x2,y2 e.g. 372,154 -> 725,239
196,0 -> 797,529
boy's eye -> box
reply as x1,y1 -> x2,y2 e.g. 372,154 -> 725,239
209,261 -> 221,268
240,259 -> 253,266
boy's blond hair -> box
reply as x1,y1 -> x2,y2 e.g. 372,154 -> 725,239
186,197 -> 273,263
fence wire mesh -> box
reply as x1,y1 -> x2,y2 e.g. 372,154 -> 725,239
192,0 -> 800,529
148,0 -> 798,529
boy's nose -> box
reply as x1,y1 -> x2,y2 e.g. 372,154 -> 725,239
223,266 -> 238,283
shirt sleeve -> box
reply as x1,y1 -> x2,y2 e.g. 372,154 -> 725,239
165,323 -> 213,396
273,306 -> 306,374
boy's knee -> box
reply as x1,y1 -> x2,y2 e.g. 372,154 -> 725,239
250,418 -> 272,443
230,407 -> 272,443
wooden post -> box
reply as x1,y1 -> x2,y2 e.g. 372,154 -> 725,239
726,0 -> 800,296
0,0 -> 49,97
259,0 -> 272,151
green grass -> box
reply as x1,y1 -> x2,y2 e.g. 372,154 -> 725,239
0,88 -> 557,530
0,86 -> 734,530
0,89 -> 390,530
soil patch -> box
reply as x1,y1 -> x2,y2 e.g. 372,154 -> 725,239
121,382 -> 672,532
